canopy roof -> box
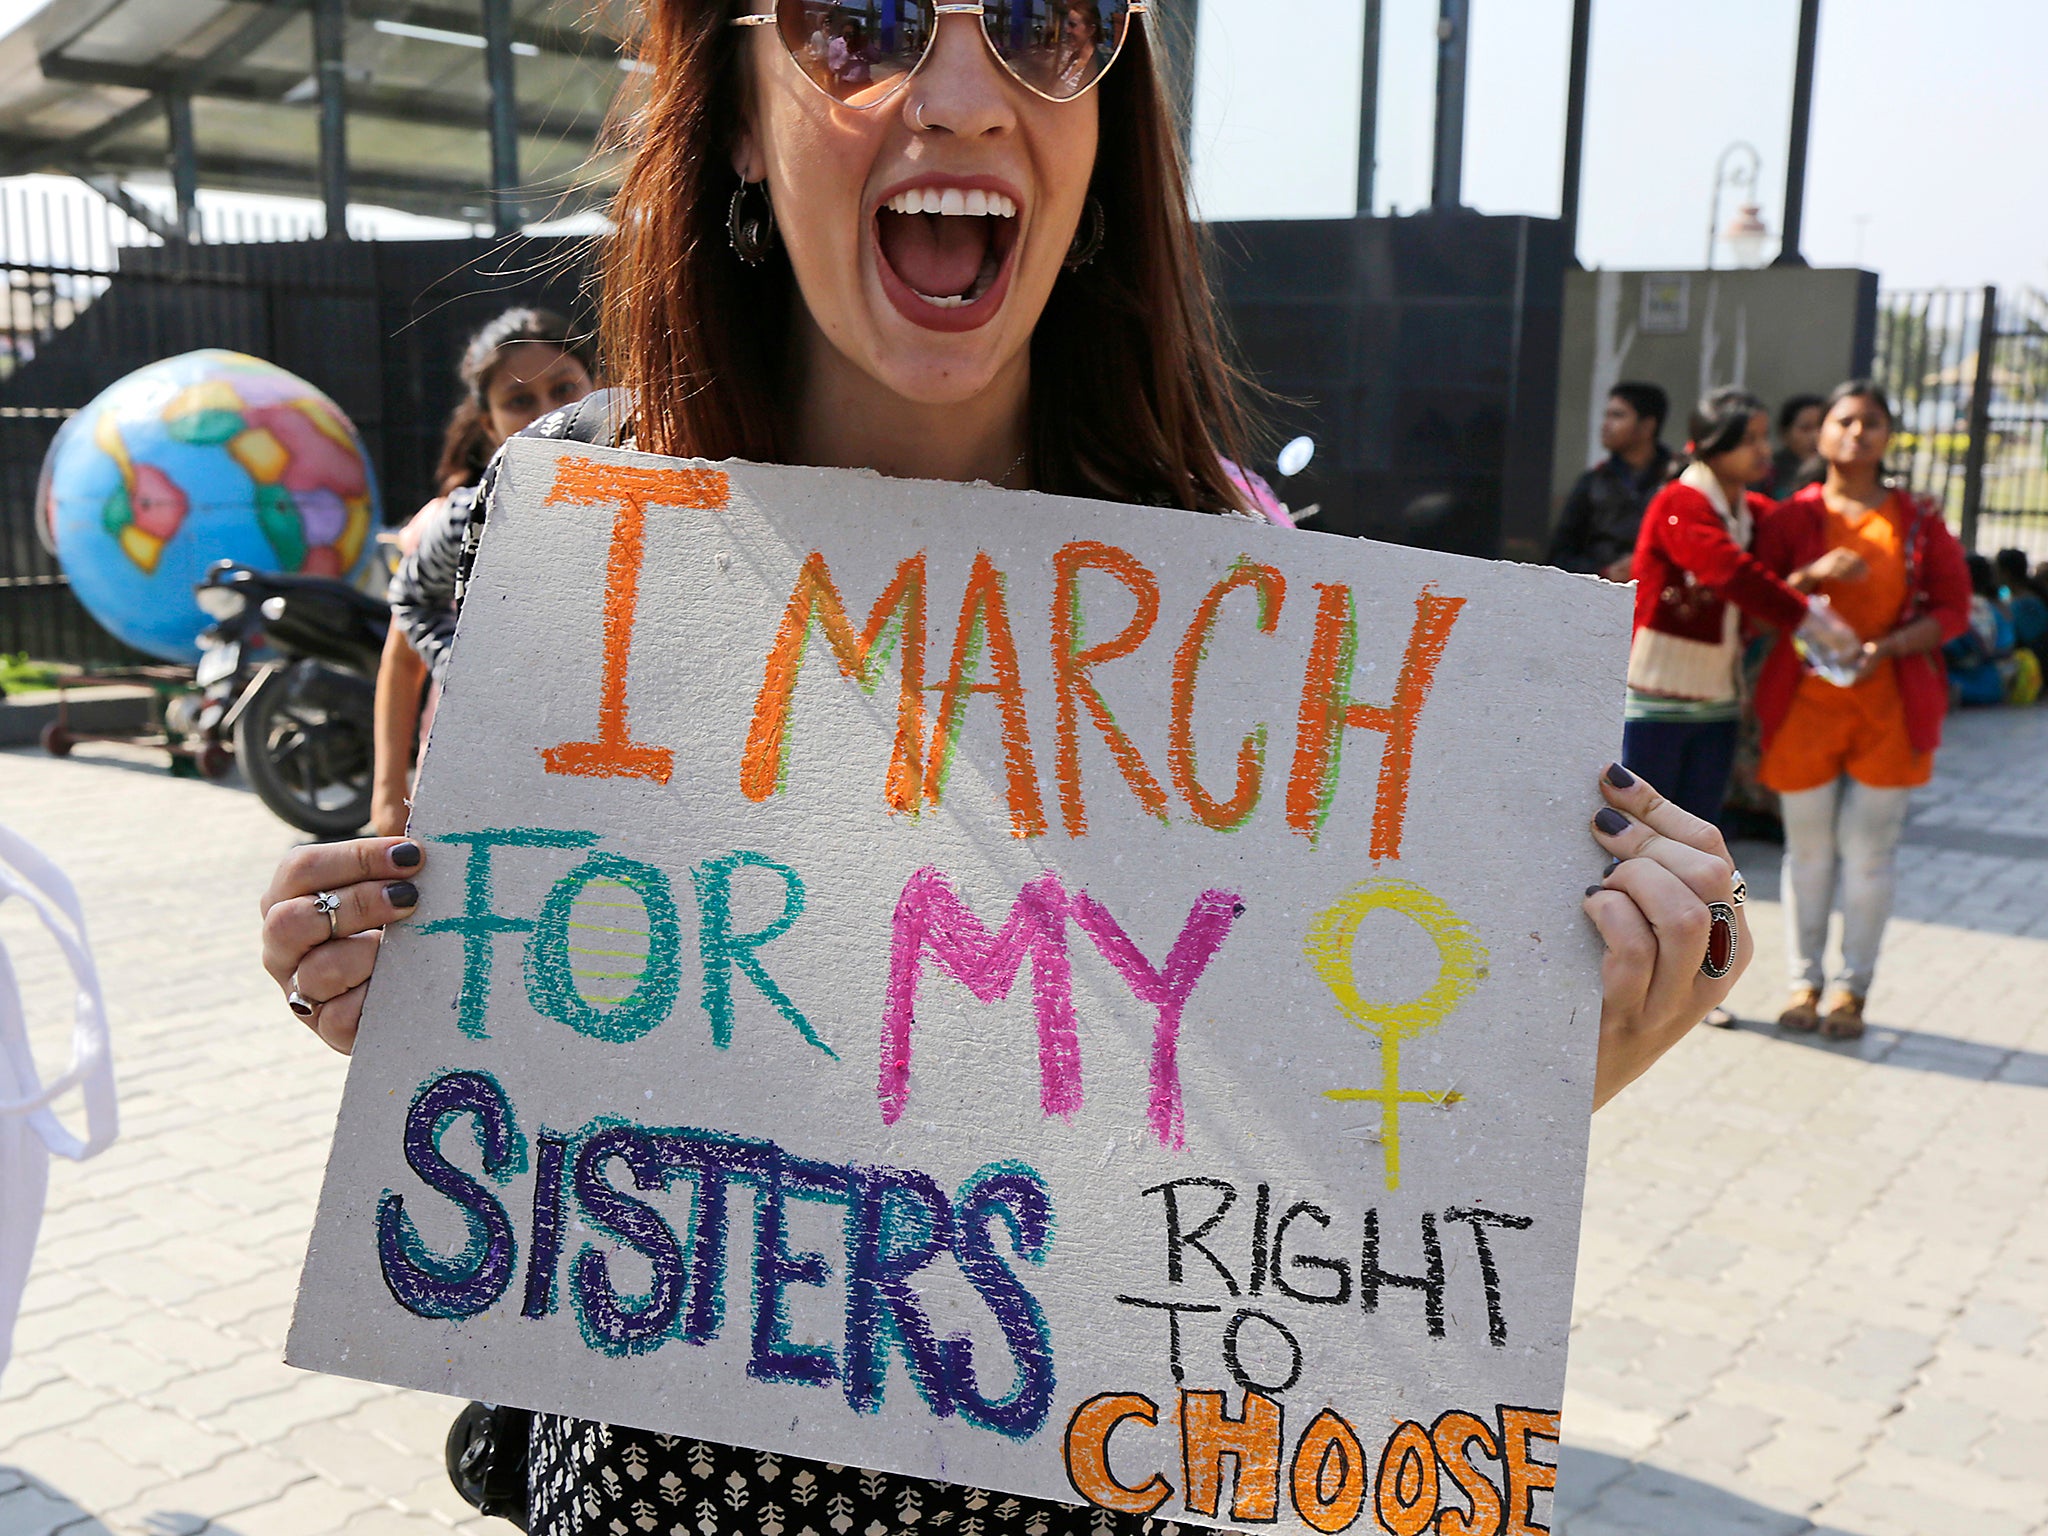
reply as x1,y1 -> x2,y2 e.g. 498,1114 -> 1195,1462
0,0 -> 635,225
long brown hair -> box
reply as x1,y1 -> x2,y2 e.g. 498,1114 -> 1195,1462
435,307 -> 599,493
597,6 -> 1258,513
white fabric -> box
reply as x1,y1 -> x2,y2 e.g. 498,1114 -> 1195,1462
0,824 -> 117,1382
1625,463 -> 1750,703
1626,617 -> 1741,701
1678,459 -> 1753,547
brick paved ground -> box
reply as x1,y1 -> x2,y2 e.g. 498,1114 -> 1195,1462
0,748 -> 487,1536
1560,705 -> 2048,1536
0,707 -> 2043,1536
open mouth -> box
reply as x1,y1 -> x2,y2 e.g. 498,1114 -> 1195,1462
874,182 -> 1022,332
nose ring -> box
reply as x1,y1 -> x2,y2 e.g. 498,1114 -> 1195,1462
914,100 -> 929,131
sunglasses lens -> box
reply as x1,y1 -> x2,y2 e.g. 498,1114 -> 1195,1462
774,0 -> 933,104
982,1 -> 1134,100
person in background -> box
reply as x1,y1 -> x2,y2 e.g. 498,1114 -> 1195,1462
1766,393 -> 1826,500
1549,381 -> 1675,581
1753,381 -> 1972,1040
1623,389 -> 1859,1022
370,309 -> 596,836
827,18 -> 872,86
1946,553 -> 2018,706
1995,547 -> 2048,658
1624,387 -> 1854,827
1724,396 -> 1828,838
1055,1 -> 1107,90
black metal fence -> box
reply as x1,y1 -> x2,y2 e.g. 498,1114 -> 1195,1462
0,180 -> 593,668
1876,284 -> 2048,559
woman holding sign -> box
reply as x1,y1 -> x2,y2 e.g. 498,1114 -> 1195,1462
259,1 -> 1747,1528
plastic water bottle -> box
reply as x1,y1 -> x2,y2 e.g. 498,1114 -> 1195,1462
1794,595 -> 1864,688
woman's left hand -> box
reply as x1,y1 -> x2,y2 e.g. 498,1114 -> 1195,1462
1843,638 -> 1884,684
1583,764 -> 1747,1108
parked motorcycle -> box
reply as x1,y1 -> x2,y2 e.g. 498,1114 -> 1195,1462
175,559 -> 389,837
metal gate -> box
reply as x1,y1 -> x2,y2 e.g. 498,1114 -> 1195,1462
1876,284 -> 2048,559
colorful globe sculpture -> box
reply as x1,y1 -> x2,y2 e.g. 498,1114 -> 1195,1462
44,349 -> 380,663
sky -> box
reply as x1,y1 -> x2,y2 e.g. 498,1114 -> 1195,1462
1191,0 -> 2048,295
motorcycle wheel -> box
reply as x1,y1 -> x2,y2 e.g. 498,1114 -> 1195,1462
234,668 -> 374,837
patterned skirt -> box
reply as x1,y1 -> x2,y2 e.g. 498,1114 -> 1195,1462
526,1415 -> 1206,1536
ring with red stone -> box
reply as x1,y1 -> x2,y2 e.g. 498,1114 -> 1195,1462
1700,901 -> 1739,979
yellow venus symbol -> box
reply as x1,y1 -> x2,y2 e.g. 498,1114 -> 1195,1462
1305,878 -> 1489,1190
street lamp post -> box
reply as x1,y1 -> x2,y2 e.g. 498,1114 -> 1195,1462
1705,141 -> 1762,270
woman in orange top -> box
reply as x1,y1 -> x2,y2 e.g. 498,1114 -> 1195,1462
1753,381 -> 1972,1038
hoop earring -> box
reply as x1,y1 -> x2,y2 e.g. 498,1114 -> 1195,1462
1063,195 -> 1105,271
728,178 -> 779,266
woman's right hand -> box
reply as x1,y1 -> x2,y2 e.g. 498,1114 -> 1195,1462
259,837 -> 423,1055
1801,547 -> 1868,587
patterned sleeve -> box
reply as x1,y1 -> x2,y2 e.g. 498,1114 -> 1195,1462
388,483 -> 479,686
402,390 -> 629,686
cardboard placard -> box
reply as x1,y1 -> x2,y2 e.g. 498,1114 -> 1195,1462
290,438 -> 1629,1532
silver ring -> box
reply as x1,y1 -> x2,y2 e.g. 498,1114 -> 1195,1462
914,99 -> 928,130
287,989 -> 316,1020
1729,870 -> 1748,907
1700,901 -> 1739,980
312,889 -> 342,940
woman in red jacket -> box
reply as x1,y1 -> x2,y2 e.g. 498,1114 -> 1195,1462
1751,381 -> 1972,1038
1622,388 -> 1855,824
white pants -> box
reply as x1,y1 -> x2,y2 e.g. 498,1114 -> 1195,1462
1778,777 -> 1913,998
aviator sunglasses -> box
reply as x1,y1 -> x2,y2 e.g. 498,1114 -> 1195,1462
732,1 -> 1150,106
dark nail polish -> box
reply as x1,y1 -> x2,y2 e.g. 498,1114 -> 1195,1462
1595,807 -> 1631,836
1603,858 -> 1623,877
385,881 -> 419,909
391,841 -> 422,869
1605,763 -> 1636,788
1585,885 -> 1604,898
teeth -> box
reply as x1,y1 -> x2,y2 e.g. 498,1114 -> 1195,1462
916,293 -> 971,309
884,189 -> 1019,218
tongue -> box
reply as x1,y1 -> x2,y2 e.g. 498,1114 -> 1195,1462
877,210 -> 991,299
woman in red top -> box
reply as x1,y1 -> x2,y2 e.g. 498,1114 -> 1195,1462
1621,388 -> 1853,823
1752,381 -> 1973,1037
